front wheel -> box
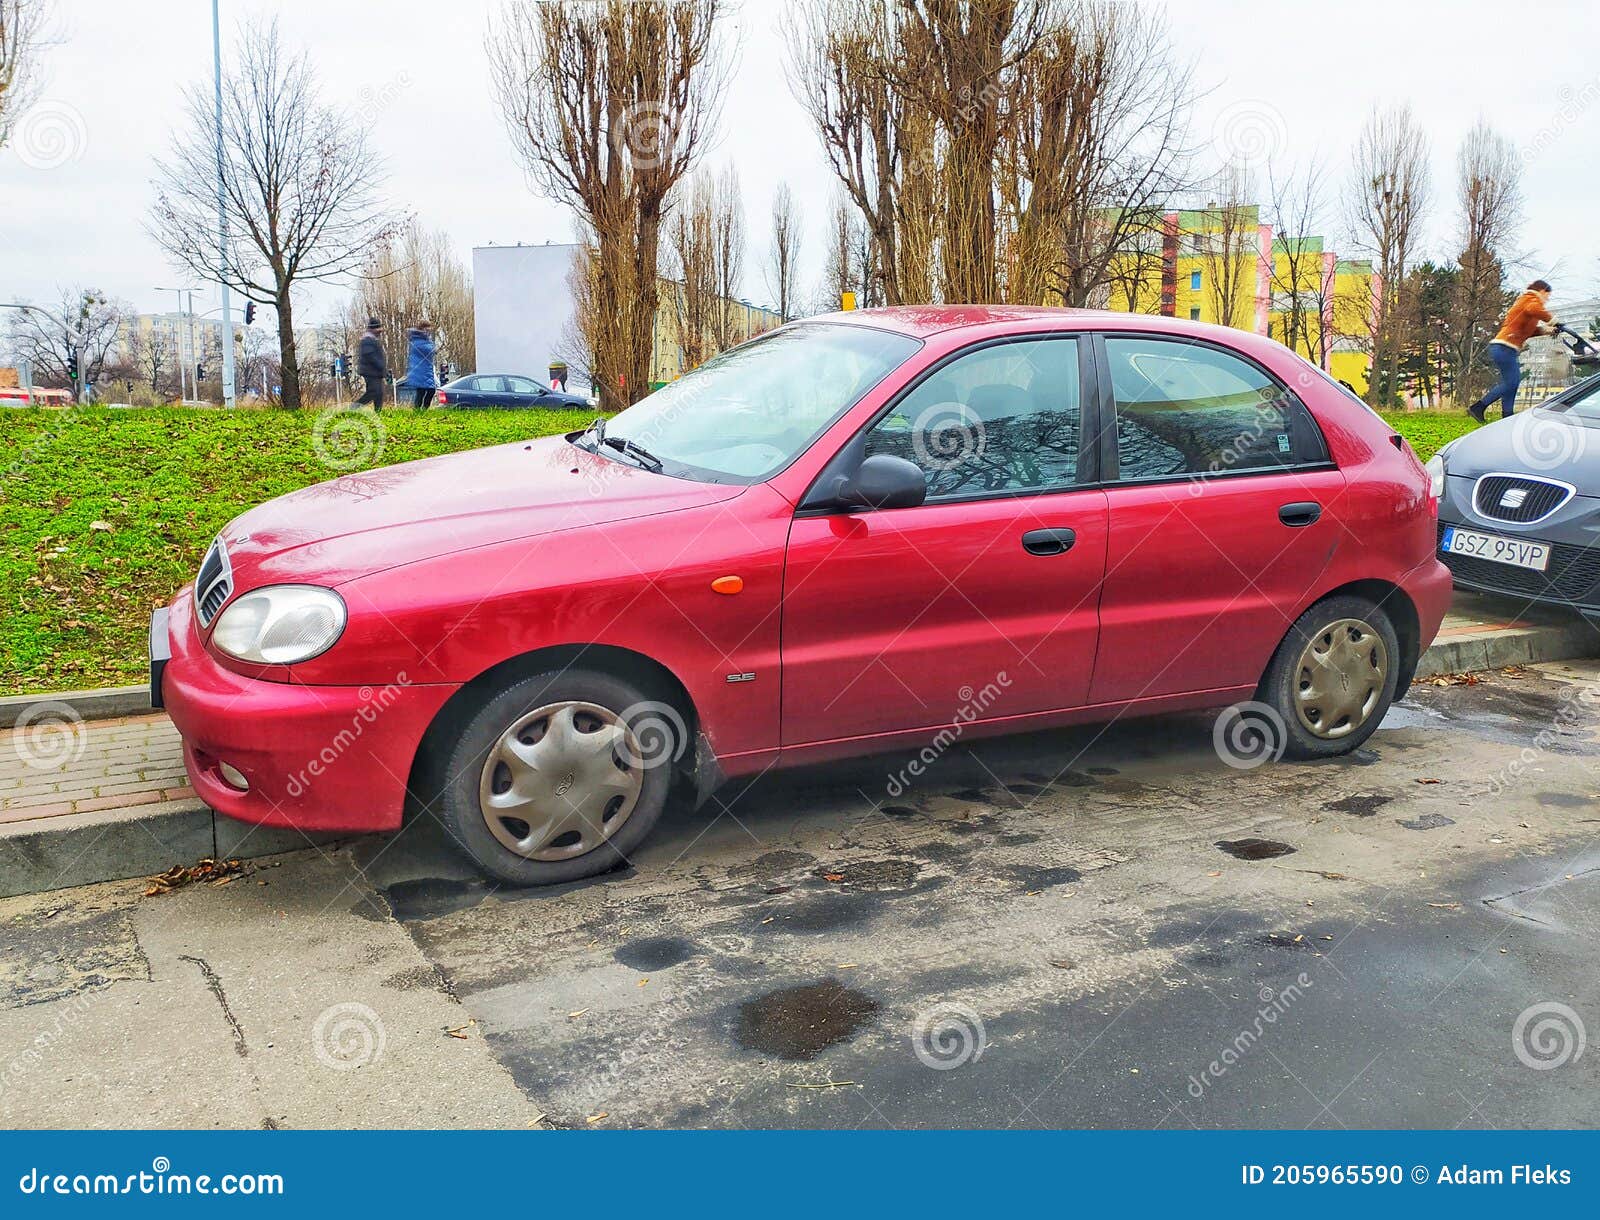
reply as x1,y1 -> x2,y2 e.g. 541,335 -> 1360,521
433,669 -> 682,886
1257,595 -> 1400,760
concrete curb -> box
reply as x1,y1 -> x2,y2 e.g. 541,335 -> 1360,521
0,801 -> 346,900
0,684 -> 151,728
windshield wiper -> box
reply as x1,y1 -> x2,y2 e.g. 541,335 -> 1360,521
574,416 -> 606,451
603,434 -> 664,471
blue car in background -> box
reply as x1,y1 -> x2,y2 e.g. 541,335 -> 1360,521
435,373 -> 592,410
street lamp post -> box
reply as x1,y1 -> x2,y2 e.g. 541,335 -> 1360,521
212,0 -> 236,407
155,287 -> 203,402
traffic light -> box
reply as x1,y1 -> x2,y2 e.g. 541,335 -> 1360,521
66,348 -> 79,381
243,301 -> 256,325
196,363 -> 206,381
330,359 -> 338,379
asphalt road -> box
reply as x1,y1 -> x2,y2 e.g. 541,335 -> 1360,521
4,662 -> 1598,1129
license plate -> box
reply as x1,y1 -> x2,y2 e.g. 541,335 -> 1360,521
1441,526 -> 1551,571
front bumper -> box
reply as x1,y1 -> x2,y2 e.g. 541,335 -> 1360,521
1435,520 -> 1600,611
152,590 -> 457,834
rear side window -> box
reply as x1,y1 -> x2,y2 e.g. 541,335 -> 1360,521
864,337 -> 1083,499
475,376 -> 506,393
1105,336 -> 1322,481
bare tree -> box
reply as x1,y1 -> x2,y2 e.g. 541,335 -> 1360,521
1265,157 -> 1330,362
489,0 -> 727,409
666,173 -> 718,369
127,327 -> 174,397
766,182 -> 802,322
149,19 -> 396,410
1346,103 -> 1430,406
1196,163 -> 1257,329
1450,119 -> 1522,402
710,164 -> 745,351
818,194 -> 865,312
350,220 -> 476,386
3,288 -> 124,391
0,0 -> 51,153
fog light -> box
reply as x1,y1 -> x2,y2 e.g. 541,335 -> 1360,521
218,761 -> 249,791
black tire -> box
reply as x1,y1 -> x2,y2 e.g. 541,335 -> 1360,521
433,668 -> 681,886
1257,594 -> 1401,761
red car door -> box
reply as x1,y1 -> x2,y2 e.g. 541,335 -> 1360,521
781,335 -> 1109,747
1087,333 -> 1346,704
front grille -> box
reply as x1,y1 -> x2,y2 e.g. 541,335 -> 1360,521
195,536 -> 233,626
1439,524 -> 1600,606
1472,474 -> 1573,524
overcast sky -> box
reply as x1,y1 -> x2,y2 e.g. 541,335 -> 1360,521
2,0 -> 1598,327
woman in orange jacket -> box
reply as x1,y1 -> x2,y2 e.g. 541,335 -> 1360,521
1467,279 -> 1556,423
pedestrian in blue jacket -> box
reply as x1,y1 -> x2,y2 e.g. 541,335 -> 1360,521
404,323 -> 438,409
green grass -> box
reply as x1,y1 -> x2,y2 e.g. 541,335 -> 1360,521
0,404 -> 1478,696
1378,411 -> 1477,462
0,406 -> 589,696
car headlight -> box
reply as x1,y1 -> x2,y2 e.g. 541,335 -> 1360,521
210,585 -> 346,665
1425,453 -> 1446,498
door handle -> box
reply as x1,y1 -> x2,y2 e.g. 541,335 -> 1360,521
1021,527 -> 1076,556
1278,501 -> 1322,528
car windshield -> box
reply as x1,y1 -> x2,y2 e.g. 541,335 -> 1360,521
1545,375 -> 1600,420
587,323 -> 921,482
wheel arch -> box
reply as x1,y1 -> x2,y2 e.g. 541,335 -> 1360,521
1278,578 -> 1422,692
404,643 -> 703,820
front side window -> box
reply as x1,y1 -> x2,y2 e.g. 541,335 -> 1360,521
1106,336 -> 1310,480
864,337 -> 1082,499
595,323 -> 921,483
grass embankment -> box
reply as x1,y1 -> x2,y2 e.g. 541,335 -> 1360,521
1,406 -> 589,695
1,406 -> 1477,695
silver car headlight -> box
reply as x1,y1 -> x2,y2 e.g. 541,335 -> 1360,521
210,585 -> 347,665
1425,453 -> 1446,498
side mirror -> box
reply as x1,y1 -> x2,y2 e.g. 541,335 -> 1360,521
835,453 -> 927,511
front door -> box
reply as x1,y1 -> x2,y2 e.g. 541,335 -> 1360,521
781,335 -> 1108,747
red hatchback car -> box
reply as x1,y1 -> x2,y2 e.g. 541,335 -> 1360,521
152,307 -> 1451,885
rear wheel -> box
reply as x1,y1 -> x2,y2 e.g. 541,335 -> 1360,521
434,669 -> 681,886
1258,595 -> 1400,761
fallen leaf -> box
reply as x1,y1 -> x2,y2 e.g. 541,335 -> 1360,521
445,1022 -> 472,1040
142,856 -> 248,896
821,872 -> 845,883
585,1112 -> 609,1124
89,520 -> 112,531
1207,870 -> 1222,877
836,962 -> 859,969
567,1009 -> 589,1019
1427,902 -> 1462,910
1416,778 -> 1442,785
637,978 -> 648,987
1049,959 -> 1075,969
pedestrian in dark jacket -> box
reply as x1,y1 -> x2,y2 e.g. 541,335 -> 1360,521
355,318 -> 387,409
404,322 -> 438,409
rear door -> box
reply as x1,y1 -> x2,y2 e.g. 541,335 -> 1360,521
781,335 -> 1110,746
1088,332 -> 1345,704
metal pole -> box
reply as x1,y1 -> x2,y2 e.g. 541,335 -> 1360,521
212,0 -> 236,407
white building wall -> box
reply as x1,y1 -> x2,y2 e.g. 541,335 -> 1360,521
473,243 -> 589,391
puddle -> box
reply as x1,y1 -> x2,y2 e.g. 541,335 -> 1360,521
814,859 -> 921,891
1322,794 -> 1392,818
734,979 -> 881,1060
1215,838 -> 1298,861
614,936 -> 697,972
384,869 -> 631,921
1398,813 -> 1456,831
1009,864 -> 1082,890
1535,792 -> 1592,809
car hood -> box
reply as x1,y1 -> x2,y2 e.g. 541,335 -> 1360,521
1444,408 -> 1600,487
219,434 -> 743,588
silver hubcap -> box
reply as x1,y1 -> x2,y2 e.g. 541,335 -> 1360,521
477,701 -> 644,861
1293,617 -> 1389,740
